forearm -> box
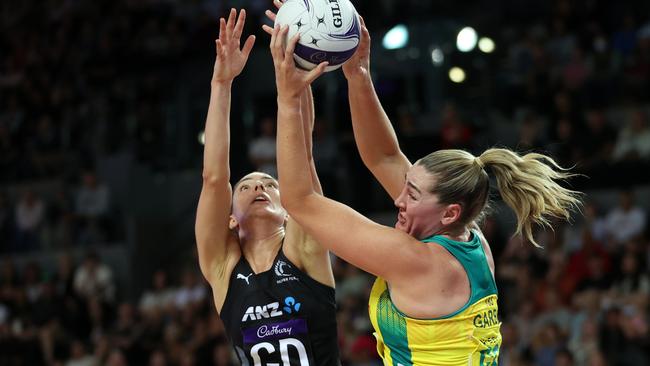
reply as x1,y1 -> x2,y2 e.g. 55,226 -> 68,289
278,96 -> 315,206
202,81 -> 232,181
348,76 -> 402,166
301,87 -> 323,194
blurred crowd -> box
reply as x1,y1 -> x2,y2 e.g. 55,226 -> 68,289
0,171 -> 119,253
0,249 -> 380,365
0,194 -> 648,365
1,0 -> 650,365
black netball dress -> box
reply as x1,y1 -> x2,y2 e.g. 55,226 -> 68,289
219,248 -> 340,366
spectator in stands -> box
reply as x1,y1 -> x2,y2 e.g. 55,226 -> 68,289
73,251 -> 115,303
612,108 -> 650,161
30,114 -> 63,177
516,112 -> 546,153
139,269 -> 175,314
0,191 -> 13,252
610,250 -> 650,299
65,339 -> 97,366
248,116 -> 277,176
75,171 -> 111,245
14,189 -> 45,251
173,270 -> 206,310
604,190 -> 647,247
47,187 -> 75,248
439,103 -> 474,149
0,122 -> 18,182
577,107 -> 617,167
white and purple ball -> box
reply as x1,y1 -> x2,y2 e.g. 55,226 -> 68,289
274,0 -> 361,72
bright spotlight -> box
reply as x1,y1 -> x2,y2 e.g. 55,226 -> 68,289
478,37 -> 495,53
382,24 -> 409,50
431,48 -> 444,66
456,27 -> 477,52
449,67 -> 466,83
198,131 -> 205,145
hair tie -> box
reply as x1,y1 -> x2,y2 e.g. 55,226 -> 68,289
474,157 -> 485,169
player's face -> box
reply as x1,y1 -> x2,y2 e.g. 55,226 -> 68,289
232,172 -> 286,225
393,165 -> 449,239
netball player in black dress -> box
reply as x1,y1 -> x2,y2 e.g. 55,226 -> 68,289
195,8 -> 339,365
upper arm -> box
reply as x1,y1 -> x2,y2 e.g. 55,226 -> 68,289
284,193 -> 430,281
195,179 -> 241,284
367,154 -> 412,201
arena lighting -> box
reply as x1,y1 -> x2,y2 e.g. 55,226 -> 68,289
456,26 -> 478,52
478,37 -> 495,53
382,24 -> 409,50
449,67 -> 466,83
431,47 -> 444,66
198,131 -> 205,146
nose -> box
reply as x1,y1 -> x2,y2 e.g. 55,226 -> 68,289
394,188 -> 406,210
254,180 -> 266,191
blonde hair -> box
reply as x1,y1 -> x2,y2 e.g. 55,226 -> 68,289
417,148 -> 582,246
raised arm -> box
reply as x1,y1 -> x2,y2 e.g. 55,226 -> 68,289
263,0 -> 322,196
195,9 -> 255,290
300,86 -> 323,195
263,1 -> 333,287
342,18 -> 411,200
271,27 -> 431,282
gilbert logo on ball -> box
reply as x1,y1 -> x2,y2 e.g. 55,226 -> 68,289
274,0 -> 361,72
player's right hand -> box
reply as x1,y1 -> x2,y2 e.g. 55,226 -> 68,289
342,16 -> 371,82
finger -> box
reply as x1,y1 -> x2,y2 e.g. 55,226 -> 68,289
305,62 -> 329,84
241,35 -> 256,59
359,15 -> 366,27
284,33 -> 300,63
219,18 -> 226,41
360,25 -> 371,50
226,8 -> 236,38
275,25 -> 288,59
279,25 -> 290,53
265,9 -> 277,23
273,0 -> 283,10
270,24 -> 281,63
233,9 -> 246,40
262,24 -> 274,35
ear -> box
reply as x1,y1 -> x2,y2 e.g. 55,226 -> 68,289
441,203 -> 462,226
229,215 -> 239,230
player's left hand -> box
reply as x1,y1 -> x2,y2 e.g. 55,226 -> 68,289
270,25 -> 327,102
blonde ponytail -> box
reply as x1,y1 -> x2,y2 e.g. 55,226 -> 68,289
479,148 -> 582,247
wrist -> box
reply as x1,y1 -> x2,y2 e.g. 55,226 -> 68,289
277,94 -> 301,106
211,79 -> 233,88
345,72 -> 372,86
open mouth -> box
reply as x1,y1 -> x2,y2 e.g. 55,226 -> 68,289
251,195 -> 270,204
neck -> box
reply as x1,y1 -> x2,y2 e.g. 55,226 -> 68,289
436,226 -> 471,242
239,221 -> 285,274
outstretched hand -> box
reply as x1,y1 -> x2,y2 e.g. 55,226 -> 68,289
270,25 -> 328,102
212,8 -> 256,84
342,16 -> 371,81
